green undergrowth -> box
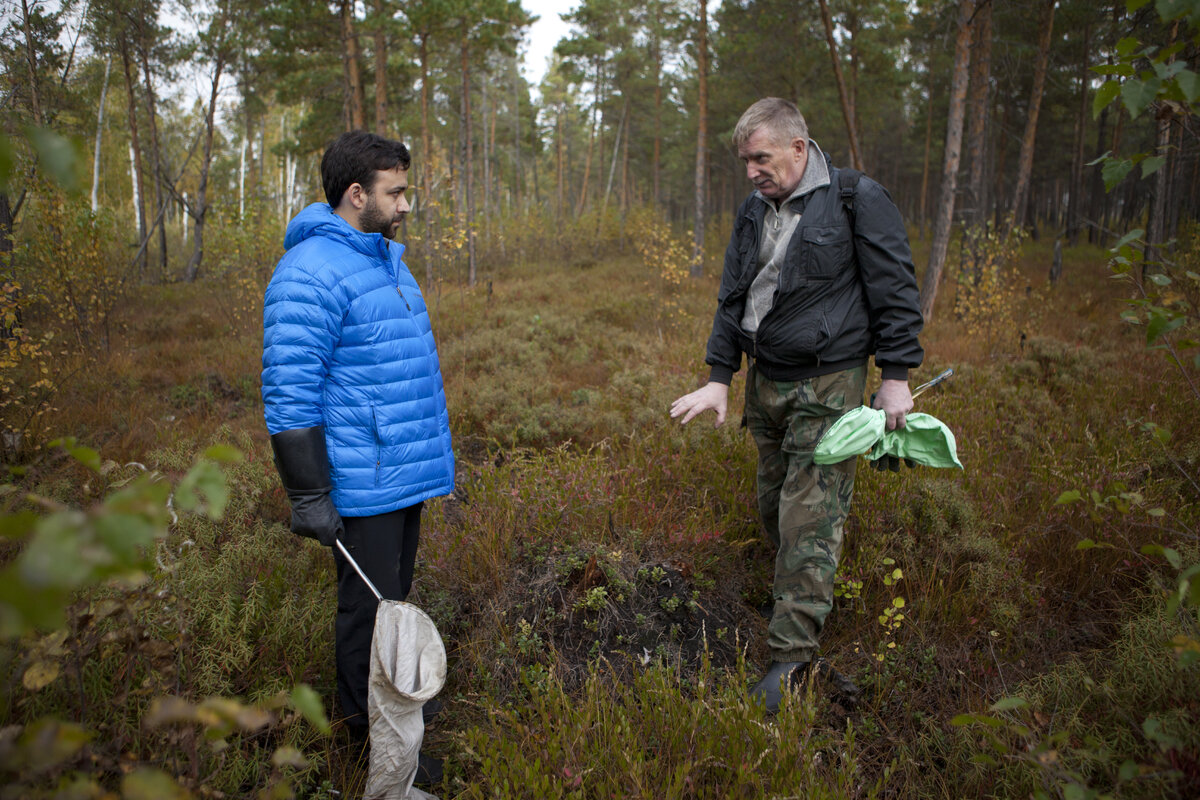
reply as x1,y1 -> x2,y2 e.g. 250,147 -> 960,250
456,654 -> 880,800
0,228 -> 1196,797
929,579 -> 1200,799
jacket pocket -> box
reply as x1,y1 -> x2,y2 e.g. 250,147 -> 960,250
801,225 -> 853,279
370,404 -> 382,488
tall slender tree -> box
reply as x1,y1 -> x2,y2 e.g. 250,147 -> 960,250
1008,0 -> 1056,235
920,0 -> 974,322
691,0 -> 707,277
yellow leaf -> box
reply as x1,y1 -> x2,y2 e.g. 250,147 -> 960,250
23,659 -> 61,691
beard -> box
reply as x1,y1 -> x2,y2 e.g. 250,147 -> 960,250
361,194 -> 399,239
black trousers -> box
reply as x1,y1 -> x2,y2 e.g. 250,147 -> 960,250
333,502 -> 423,736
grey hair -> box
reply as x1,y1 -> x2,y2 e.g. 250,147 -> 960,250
732,97 -> 809,150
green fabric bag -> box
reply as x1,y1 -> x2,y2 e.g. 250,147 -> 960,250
813,406 -> 963,469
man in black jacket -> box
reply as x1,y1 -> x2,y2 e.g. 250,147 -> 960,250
670,97 -> 924,713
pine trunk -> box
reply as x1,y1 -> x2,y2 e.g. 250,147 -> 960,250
342,0 -> 366,130
817,0 -> 863,171
373,0 -> 387,135
1009,0 -> 1056,235
419,35 -> 434,287
460,32 -> 476,286
691,0 -> 708,278
965,0 -> 992,224
919,0 -> 974,322
1066,22 -> 1091,246
139,40 -> 168,274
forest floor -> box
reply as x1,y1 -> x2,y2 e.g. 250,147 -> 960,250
2,230 -> 1198,799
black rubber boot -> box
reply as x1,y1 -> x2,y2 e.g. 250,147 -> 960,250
415,751 -> 443,788
812,657 -> 860,707
422,698 -> 443,725
749,661 -> 811,714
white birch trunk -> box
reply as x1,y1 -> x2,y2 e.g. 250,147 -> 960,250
239,137 -> 246,219
182,192 -> 188,246
129,142 -> 141,230
286,152 -> 297,222
91,57 -> 111,213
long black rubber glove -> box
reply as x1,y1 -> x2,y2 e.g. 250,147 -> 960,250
270,426 -> 343,547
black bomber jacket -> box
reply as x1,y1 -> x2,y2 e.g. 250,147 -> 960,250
705,157 -> 924,385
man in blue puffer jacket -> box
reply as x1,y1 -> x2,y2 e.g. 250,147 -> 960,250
262,131 -> 454,777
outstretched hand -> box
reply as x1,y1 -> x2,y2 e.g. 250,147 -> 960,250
670,381 -> 730,427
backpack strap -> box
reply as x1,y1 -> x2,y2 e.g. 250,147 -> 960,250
838,168 -> 863,223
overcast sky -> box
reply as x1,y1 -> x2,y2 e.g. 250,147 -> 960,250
519,0 -> 577,87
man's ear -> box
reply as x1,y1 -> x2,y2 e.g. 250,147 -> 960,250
341,182 -> 367,211
791,138 -> 806,158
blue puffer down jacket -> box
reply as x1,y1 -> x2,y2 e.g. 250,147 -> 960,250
262,203 -> 455,517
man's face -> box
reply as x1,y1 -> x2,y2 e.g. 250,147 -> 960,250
737,126 -> 807,200
359,166 -> 411,239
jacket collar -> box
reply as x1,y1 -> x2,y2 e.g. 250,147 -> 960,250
283,203 -> 405,263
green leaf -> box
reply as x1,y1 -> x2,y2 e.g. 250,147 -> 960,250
202,444 -> 243,464
1094,82 -> 1122,117
1056,490 -> 1083,505
1102,158 -> 1135,190
1116,35 -> 1142,56
290,684 -> 331,735
1142,156 -> 1167,178
1063,784 -> 1088,800
1122,79 -> 1160,117
0,136 -> 15,194
1119,759 -> 1140,781
24,126 -> 82,193
66,445 -> 102,472
951,713 -> 1003,728
1147,272 -> 1173,286
0,511 -> 38,540
990,696 -> 1029,712
1177,69 -> 1200,102
1162,547 -> 1182,569
1153,59 -> 1186,81
1146,313 -> 1184,345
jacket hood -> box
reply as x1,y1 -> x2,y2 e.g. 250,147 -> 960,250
283,202 -> 404,261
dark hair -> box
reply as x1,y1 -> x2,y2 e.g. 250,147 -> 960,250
321,130 -> 412,206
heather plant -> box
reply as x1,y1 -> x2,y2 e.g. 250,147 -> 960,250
457,653 -> 880,800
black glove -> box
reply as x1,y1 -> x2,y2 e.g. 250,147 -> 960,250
270,426 -> 343,547
870,455 -> 917,472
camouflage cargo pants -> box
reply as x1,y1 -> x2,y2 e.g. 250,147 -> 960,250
744,364 -> 867,663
